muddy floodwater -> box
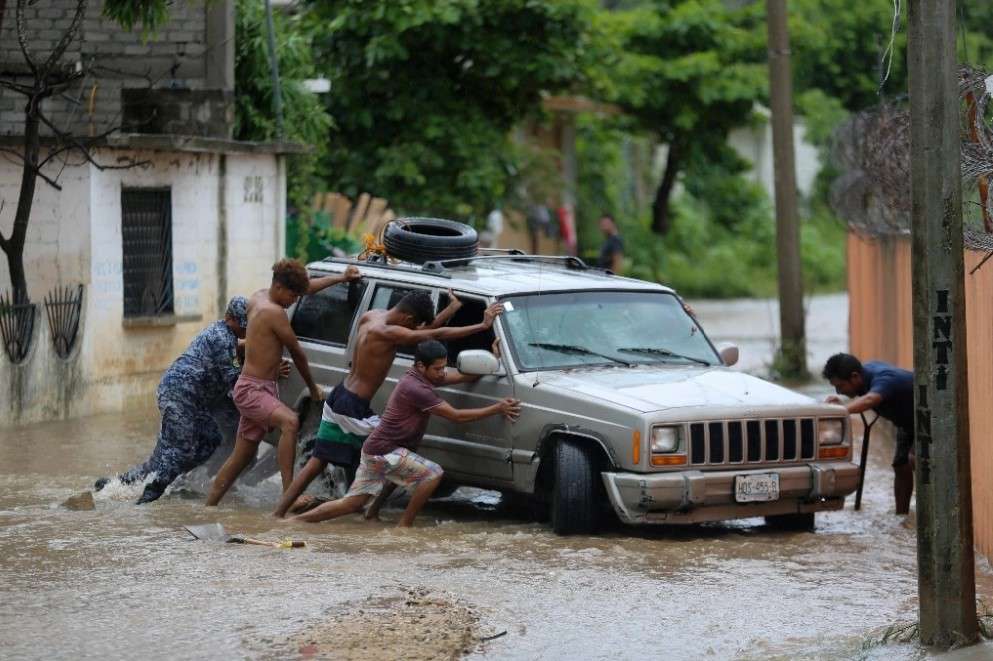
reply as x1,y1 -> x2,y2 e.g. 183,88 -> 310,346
4,294 -> 993,660
3,410 -> 993,661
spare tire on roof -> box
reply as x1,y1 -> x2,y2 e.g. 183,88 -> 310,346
382,217 -> 478,264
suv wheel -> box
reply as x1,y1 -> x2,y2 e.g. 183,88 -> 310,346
551,439 -> 599,535
765,512 -> 815,531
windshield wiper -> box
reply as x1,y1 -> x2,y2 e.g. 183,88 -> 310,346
617,346 -> 712,366
528,342 -> 632,367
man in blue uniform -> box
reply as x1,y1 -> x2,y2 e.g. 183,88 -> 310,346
822,353 -> 915,514
95,296 -> 256,504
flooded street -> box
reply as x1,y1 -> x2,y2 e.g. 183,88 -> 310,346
3,294 -> 993,660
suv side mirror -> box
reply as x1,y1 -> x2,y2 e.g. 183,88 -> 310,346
457,350 -> 501,376
717,343 -> 739,367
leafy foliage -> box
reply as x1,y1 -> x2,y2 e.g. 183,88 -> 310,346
102,0 -> 170,34
597,0 -> 768,233
233,0 -> 332,208
306,0 -> 591,221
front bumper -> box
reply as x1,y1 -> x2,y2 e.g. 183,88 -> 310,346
601,462 -> 859,525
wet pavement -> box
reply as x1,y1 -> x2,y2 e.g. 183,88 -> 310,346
3,293 -> 993,660
688,292 -> 848,379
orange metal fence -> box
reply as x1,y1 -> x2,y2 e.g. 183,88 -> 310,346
847,231 -> 993,558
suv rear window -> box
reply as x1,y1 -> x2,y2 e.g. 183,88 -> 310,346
291,279 -> 367,345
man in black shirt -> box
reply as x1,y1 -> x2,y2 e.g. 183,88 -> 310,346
597,213 -> 624,272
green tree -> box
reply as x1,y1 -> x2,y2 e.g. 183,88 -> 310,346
307,0 -> 591,221
233,0 -> 332,208
600,0 -> 767,234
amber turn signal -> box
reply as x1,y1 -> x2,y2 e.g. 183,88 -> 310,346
651,454 -> 688,466
632,430 -> 641,465
818,446 -> 849,459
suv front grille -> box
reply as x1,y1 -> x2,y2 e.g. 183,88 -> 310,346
688,418 -> 816,466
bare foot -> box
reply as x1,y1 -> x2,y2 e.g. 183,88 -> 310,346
286,494 -> 317,515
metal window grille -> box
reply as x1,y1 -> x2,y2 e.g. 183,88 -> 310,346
121,189 -> 174,318
0,290 -> 36,364
43,284 -> 84,359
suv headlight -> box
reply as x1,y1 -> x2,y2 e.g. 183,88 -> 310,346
651,425 -> 682,453
818,418 -> 845,445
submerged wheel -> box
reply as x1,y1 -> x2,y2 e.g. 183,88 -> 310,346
764,512 -> 816,531
382,217 -> 478,264
551,439 -> 599,535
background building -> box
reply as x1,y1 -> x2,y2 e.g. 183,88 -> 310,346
0,0 -> 298,424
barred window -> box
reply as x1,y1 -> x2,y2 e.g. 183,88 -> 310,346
121,188 -> 174,318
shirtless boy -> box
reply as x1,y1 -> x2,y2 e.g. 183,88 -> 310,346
288,340 -> 520,527
272,289 -> 503,517
206,259 -> 360,506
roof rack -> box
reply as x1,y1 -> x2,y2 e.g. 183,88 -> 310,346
420,254 -> 596,274
318,252 -> 609,278
476,247 -> 527,255
318,254 -> 452,278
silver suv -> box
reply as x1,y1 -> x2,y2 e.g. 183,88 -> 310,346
282,254 -> 858,534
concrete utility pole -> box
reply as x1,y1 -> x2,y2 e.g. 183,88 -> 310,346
908,0 -> 978,648
764,0 -> 807,379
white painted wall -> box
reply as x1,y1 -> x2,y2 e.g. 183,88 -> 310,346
728,111 -> 821,200
0,147 -> 284,425
225,153 -> 285,296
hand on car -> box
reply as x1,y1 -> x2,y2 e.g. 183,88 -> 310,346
483,303 -> 505,327
446,288 -> 463,311
491,336 -> 502,359
343,265 -> 361,281
278,358 -> 292,379
825,394 -> 844,405
499,397 -> 521,422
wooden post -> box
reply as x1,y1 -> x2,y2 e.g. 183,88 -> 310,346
908,0 -> 978,648
765,0 -> 807,379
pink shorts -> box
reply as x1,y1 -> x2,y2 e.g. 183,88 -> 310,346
233,375 -> 281,442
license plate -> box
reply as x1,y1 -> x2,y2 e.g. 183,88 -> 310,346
735,473 -> 780,503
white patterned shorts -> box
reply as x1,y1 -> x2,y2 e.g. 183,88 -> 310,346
345,448 -> 443,498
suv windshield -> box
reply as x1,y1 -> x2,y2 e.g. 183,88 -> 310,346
501,290 -> 718,371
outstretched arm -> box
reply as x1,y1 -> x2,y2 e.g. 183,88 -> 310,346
379,303 -> 505,345
428,289 -> 463,329
430,398 -> 520,424
826,391 -> 882,415
307,265 -> 361,295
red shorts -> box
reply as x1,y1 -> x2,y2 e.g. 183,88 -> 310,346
233,375 -> 281,442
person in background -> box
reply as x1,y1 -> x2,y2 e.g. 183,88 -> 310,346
822,353 -> 915,514
597,213 -> 624,273
288,340 -> 520,527
95,297 -> 254,504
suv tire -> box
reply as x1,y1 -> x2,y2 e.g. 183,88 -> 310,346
383,217 -> 478,264
765,512 -> 815,531
551,439 -> 599,535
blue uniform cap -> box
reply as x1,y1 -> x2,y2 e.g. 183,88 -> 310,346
225,296 -> 249,329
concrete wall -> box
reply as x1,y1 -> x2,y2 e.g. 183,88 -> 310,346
0,0 -> 232,137
0,148 -> 284,425
728,114 -> 821,201
847,231 -> 993,560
